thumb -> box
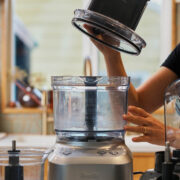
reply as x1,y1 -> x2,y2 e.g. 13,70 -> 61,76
132,136 -> 150,142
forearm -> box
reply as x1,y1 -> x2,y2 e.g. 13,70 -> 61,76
104,52 -> 139,106
104,52 -> 178,113
136,67 -> 178,113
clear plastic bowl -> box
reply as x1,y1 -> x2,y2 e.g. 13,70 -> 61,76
51,76 -> 130,140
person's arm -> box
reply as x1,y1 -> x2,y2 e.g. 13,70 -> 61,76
85,23 -> 179,113
134,67 -> 178,113
103,51 -> 139,108
92,37 -> 178,113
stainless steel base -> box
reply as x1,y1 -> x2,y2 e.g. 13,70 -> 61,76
49,163 -> 132,180
48,139 -> 133,180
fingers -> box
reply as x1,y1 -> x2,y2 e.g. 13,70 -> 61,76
83,24 -> 104,47
128,106 -> 149,118
125,125 -> 164,136
123,106 -> 149,126
123,106 -> 162,127
132,135 -> 151,143
130,131 -> 165,145
124,107 -> 166,146
124,126 -> 151,134
84,24 -> 102,39
123,113 -> 149,126
84,24 -> 93,34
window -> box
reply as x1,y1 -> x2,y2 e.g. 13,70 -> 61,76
1,0 -> 86,112
15,0 -> 84,90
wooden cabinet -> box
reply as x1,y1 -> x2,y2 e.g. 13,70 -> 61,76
133,152 -> 155,180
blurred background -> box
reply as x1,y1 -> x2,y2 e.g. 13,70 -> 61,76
0,0 -> 178,135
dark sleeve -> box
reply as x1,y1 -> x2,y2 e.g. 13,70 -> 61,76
161,43 -> 180,77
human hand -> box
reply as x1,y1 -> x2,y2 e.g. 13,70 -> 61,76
167,128 -> 180,149
123,106 -> 165,146
84,24 -> 120,57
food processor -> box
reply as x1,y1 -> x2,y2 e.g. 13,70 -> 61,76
48,76 -> 132,180
72,0 -> 150,55
140,79 -> 180,180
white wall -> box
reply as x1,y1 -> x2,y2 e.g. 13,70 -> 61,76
160,0 -> 172,63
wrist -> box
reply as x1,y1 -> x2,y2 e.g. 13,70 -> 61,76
104,51 -> 121,63
103,51 -> 126,77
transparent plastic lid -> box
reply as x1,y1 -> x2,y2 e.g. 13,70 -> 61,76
72,9 -> 146,55
52,76 -> 130,88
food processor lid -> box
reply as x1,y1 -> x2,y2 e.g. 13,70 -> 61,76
72,9 -> 146,55
51,76 -> 130,88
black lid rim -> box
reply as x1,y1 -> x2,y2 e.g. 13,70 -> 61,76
75,9 -> 146,46
72,18 -> 141,55
72,9 -> 146,55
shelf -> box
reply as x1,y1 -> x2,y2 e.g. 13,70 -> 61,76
3,107 -> 43,114
2,107 -> 53,114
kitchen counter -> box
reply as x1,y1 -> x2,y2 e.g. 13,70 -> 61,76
125,135 -> 165,152
0,134 -> 164,180
0,134 -> 165,152
0,134 -> 56,148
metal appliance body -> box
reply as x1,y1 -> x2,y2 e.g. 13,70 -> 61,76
49,137 -> 132,180
49,76 -> 132,180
